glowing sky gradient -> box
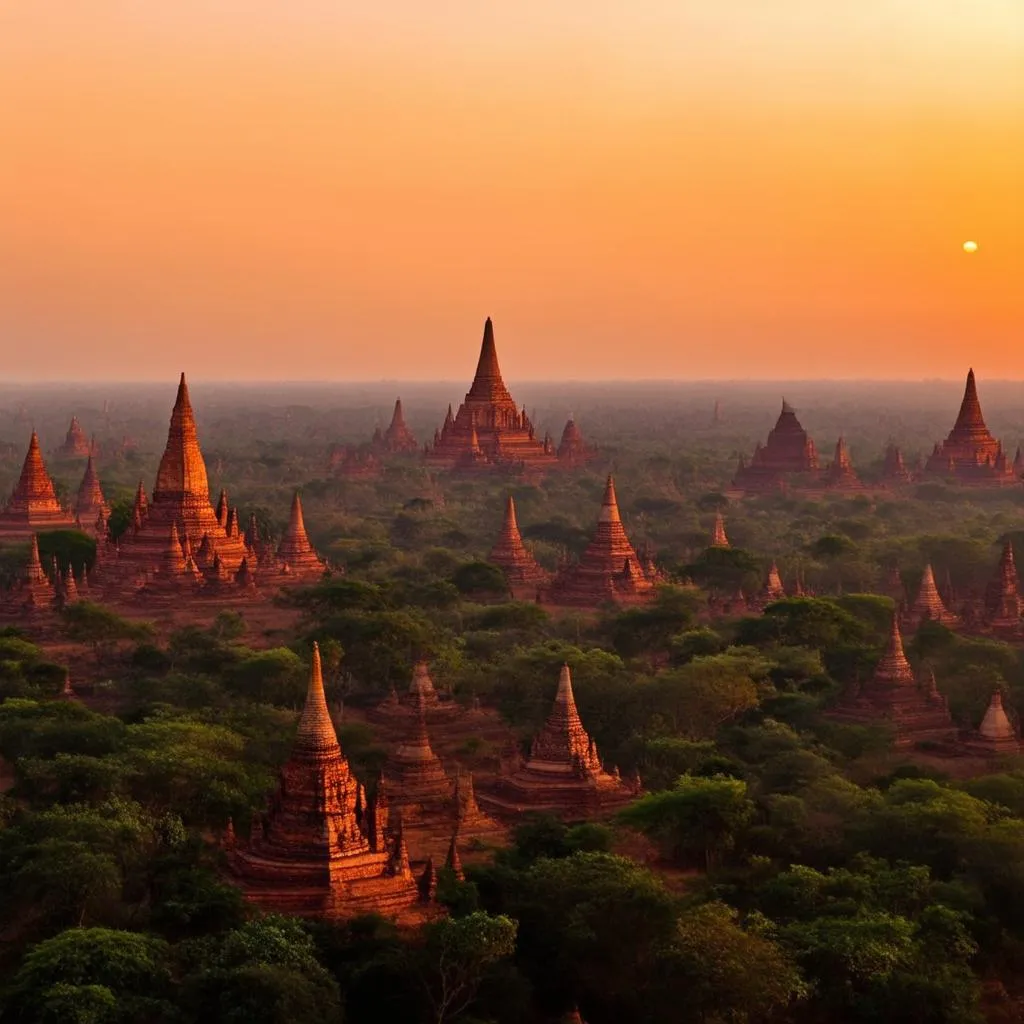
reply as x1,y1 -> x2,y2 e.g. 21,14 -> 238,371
1,2 -> 1021,381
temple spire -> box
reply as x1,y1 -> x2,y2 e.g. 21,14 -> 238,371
294,643 -> 342,759
953,368 -> 988,432
711,512 -> 729,548
599,475 -> 621,525
276,491 -> 323,576
153,372 -> 211,501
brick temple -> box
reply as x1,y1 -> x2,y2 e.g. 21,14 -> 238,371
542,475 -> 657,608
58,416 -> 90,458
882,444 -> 912,483
904,564 -> 959,631
925,370 -> 1014,484
0,432 -> 77,538
985,541 -> 1021,633
372,399 -> 419,454
823,437 -> 860,489
227,644 -> 427,921
734,401 -> 819,492
489,495 -> 549,597
74,446 -> 109,536
480,664 -> 638,820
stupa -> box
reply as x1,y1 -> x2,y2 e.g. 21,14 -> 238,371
543,476 -> 656,608
426,318 -> 559,470
480,664 -> 638,819
273,492 -> 326,581
761,562 -> 785,603
823,437 -> 860,489
967,691 -> 1021,754
985,541 -> 1021,632
556,418 -> 596,466
0,432 -> 77,538
710,512 -> 729,548
489,496 -> 548,595
381,709 -> 455,813
372,399 -> 419,454
925,370 -> 1015,483
2,535 -> 55,614
58,417 -> 90,458
883,444 -> 911,483
904,564 -> 959,631
828,616 -> 957,747
734,401 -> 819,492
74,446 -> 109,534
372,660 -> 461,723
329,445 -> 382,479
227,644 -> 422,921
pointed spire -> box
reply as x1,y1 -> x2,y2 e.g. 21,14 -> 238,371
979,690 -> 1018,743
444,829 -> 464,881
907,563 -> 955,627
764,561 -> 785,601
711,511 -> 729,548
153,372 -> 211,502
276,491 -> 323,575
26,534 -> 47,583
468,318 -> 505,394
953,368 -> 987,433
75,447 -> 108,523
8,432 -> 61,510
872,614 -> 915,686
599,475 -> 621,525
419,855 -> 438,902
215,489 -> 228,526
163,523 -> 186,575
293,643 -> 342,759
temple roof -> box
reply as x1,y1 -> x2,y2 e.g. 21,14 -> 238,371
872,615 -> 915,686
979,691 -> 1017,741
951,368 -> 988,436
153,373 -> 211,502
466,318 -> 515,406
711,512 -> 729,548
294,643 -> 342,760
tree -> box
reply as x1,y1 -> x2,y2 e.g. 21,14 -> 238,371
451,561 -> 509,599
412,912 -> 517,1024
59,602 -> 153,667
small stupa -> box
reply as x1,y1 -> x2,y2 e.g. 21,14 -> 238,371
823,437 -> 860,489
710,512 -> 730,548
373,399 -> 419,454
985,541 -> 1021,632
0,432 -> 77,537
968,691 -> 1021,755
274,492 -> 326,580
58,416 -> 90,457
74,444 -> 109,534
489,495 -> 548,594
904,564 -> 960,631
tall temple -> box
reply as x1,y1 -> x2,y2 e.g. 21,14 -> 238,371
426,319 -> 560,471
734,401 -> 819,492
227,644 -> 423,921
882,443 -> 911,483
0,432 -> 77,538
273,492 -> 326,581
58,416 -> 90,458
481,664 -> 637,819
985,541 -> 1021,632
2,534 -> 56,614
372,399 -> 419,454
823,437 -> 860,489
904,564 -> 959,631
710,512 -> 729,548
828,616 -> 956,748
542,476 -> 656,608
489,495 -> 548,596
74,446 -> 109,535
925,370 -> 1015,484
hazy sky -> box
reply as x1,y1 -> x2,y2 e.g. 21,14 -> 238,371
1,2 -> 1021,382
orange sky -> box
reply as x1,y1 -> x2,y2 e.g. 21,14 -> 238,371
1,2 -> 1021,381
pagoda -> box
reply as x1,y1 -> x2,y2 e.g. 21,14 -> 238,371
904,564 -> 960,631
543,476 -> 656,608
58,416 -> 90,457
381,709 -> 455,814
823,437 -> 860,489
426,318 -> 559,471
227,644 -> 423,921
372,399 -> 419,454
925,370 -> 1015,483
710,512 -> 729,548
883,444 -> 911,483
2,535 -> 55,614
329,445 -> 382,479
373,660 -> 461,723
274,492 -> 326,581
734,401 -> 819,492
102,375 -> 251,589
966,691 -> 1021,755
0,432 -> 77,538
480,664 -> 638,820
74,446 -> 109,535
489,495 -> 548,595
556,418 -> 596,466
985,541 -> 1021,632
828,616 -> 957,748
761,562 -> 785,603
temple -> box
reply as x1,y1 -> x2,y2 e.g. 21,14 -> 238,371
761,562 -> 785,603
426,319 -> 560,471
710,512 -> 729,548
329,445 -> 383,479
556,418 -> 596,466
273,492 -> 326,581
823,437 -> 860,489
480,664 -> 638,819
828,616 -> 956,748
372,660 -> 462,724
985,541 -> 1021,632
0,433 -> 77,538
381,709 -> 454,814
925,370 -> 1014,484
372,399 -> 419,454
489,496 -> 548,596
734,401 -> 819,491
58,416 -> 90,457
883,444 -> 911,483
542,476 -> 656,608
2,535 -> 56,614
74,446 -> 109,535
966,691 -> 1021,755
904,564 -> 960,631
227,644 -> 423,921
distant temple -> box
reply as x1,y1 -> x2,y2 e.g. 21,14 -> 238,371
227,644 -> 425,921
882,443 -> 911,483
823,437 -> 860,489
828,616 -> 956,748
710,512 -> 729,548
925,370 -> 1015,484
426,318 -> 585,472
329,445 -> 382,479
480,664 -> 638,819
542,475 -> 657,608
734,401 -> 819,492
0,432 -> 77,538
489,496 -> 549,596
372,399 -> 419,454
904,564 -> 959,631
556,418 -> 597,466
74,445 -> 109,535
58,416 -> 90,458
966,691 -> 1021,755
985,541 -> 1021,633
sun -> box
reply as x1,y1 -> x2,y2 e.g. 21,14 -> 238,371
963,240 -> 979,253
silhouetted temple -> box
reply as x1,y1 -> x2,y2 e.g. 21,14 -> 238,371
904,564 -> 959,631
0,432 -> 77,538
372,399 -> 419,454
734,401 -> 819,491
489,495 -> 548,595
426,319 -> 560,471
710,512 -> 729,548
823,437 -> 860,489
828,616 -> 956,747
480,664 -> 638,819
74,446 -> 109,535
2,535 -> 55,614
925,370 -> 1014,483
227,644 -> 423,921
883,444 -> 911,483
543,476 -> 656,607
58,416 -> 90,457
985,541 -> 1021,632
556,418 -> 596,466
